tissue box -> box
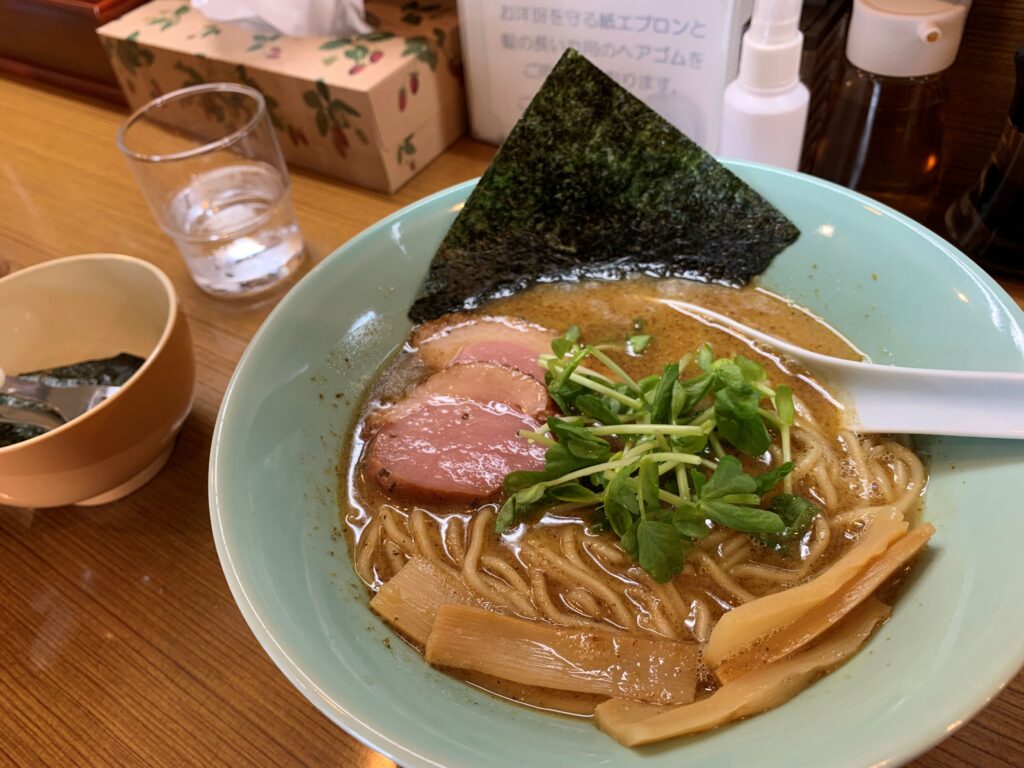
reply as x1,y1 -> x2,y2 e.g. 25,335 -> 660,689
97,0 -> 466,193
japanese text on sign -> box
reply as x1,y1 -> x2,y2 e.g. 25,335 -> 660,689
475,0 -> 740,150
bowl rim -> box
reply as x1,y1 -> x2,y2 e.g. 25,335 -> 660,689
210,181 -> 477,767
209,170 -> 1024,768
0,252 -> 179,456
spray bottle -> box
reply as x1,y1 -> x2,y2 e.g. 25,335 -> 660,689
719,0 -> 809,170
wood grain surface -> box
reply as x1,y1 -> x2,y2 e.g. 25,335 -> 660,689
931,0 -> 1024,233
0,71 -> 1021,768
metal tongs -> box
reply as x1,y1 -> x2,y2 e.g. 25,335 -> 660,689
0,366 -> 121,431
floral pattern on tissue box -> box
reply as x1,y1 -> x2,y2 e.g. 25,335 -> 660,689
98,0 -> 466,193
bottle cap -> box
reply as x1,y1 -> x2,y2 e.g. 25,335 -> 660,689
846,0 -> 971,78
738,0 -> 805,93
747,0 -> 803,46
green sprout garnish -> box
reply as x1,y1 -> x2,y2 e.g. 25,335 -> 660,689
496,327 -> 818,583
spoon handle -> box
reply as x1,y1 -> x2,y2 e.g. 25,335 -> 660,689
661,299 -> 1024,440
826,363 -> 1024,439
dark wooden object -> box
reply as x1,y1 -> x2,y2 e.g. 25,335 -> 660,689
929,0 -> 1024,233
0,0 -> 145,102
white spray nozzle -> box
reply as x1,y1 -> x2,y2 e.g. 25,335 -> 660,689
719,0 -> 809,168
736,0 -> 805,92
748,0 -> 803,46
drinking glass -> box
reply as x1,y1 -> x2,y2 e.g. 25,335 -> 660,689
117,83 -> 304,297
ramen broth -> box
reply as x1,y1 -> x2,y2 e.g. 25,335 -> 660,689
341,278 -> 925,717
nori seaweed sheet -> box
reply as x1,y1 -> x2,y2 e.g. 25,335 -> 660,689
409,48 -> 800,322
0,353 -> 144,448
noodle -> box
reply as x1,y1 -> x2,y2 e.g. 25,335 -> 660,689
812,464 -> 838,508
355,515 -> 381,585
887,441 -> 927,514
531,571 -> 605,628
791,429 -> 823,482
344,278 -> 931,720
803,514 -> 832,569
587,537 -> 629,567
381,505 -> 416,554
724,542 -> 753,570
730,562 -> 801,585
840,430 -> 871,497
614,567 -> 685,640
353,432 -> 924,643
697,529 -> 732,550
721,533 -> 751,562
410,508 -> 457,575
689,598 -> 712,643
383,539 -> 406,575
566,586 -> 603,618
560,526 -> 589,569
524,542 -> 635,628
639,591 -> 678,638
481,554 -> 531,594
650,580 -> 692,635
693,552 -> 756,604
442,515 -> 466,566
868,459 -> 893,500
464,510 -> 537,616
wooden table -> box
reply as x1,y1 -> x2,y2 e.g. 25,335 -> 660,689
1,74 -> 1021,768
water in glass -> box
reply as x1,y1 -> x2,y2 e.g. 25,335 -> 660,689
167,162 -> 303,295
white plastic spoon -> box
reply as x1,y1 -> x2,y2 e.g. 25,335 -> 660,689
661,300 -> 1024,439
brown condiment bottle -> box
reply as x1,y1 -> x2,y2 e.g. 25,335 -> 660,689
811,0 -> 971,222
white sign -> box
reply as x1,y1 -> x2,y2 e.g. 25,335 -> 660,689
457,0 -> 752,152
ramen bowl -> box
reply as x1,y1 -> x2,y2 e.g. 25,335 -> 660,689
0,253 -> 195,507
210,164 -> 1024,768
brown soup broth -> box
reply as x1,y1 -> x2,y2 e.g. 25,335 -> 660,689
339,278 -> 923,715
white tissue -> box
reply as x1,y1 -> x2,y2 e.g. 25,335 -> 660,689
191,0 -> 371,37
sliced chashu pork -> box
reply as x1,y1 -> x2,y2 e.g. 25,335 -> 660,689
412,314 -> 554,381
368,362 -> 551,427
363,315 -> 555,503
365,398 -> 545,504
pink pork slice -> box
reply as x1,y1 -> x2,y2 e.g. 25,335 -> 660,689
412,315 -> 555,381
369,362 -> 551,426
365,399 -> 547,504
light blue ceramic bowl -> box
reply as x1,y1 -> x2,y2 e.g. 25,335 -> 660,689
210,163 -> 1024,768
